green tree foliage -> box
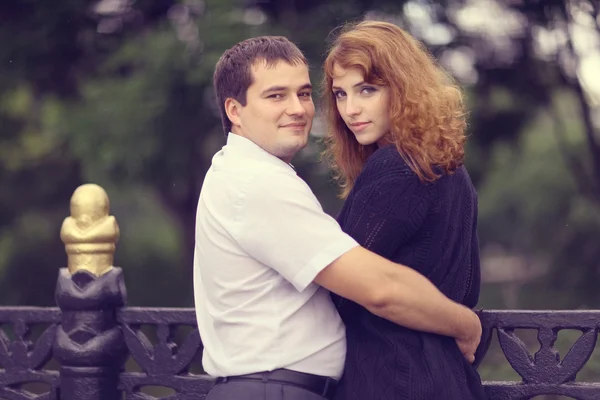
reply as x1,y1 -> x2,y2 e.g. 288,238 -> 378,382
0,0 -> 598,313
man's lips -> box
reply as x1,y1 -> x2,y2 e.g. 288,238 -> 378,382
280,122 -> 307,128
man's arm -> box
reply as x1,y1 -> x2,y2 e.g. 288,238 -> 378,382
314,246 -> 482,362
232,171 -> 481,360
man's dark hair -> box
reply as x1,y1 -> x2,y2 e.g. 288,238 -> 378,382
213,36 -> 308,134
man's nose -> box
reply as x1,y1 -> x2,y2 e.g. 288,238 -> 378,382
286,95 -> 306,116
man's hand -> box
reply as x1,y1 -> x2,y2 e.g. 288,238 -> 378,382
455,309 -> 482,363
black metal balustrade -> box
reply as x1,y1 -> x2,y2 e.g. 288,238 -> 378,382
1,184 -> 599,400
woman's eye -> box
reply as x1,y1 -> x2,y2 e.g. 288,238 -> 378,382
334,91 -> 346,99
361,86 -> 376,95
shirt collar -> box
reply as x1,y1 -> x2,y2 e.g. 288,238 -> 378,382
226,132 -> 296,172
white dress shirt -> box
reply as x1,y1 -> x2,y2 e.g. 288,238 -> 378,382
193,133 -> 358,380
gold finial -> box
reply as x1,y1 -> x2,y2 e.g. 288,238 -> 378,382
60,184 -> 120,276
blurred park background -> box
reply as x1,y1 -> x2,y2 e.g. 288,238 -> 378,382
1,0 -> 600,386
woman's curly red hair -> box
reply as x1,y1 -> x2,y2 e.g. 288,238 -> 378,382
322,20 -> 468,198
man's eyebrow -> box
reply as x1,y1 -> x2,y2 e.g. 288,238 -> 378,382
331,81 -> 366,91
261,86 -> 287,96
260,83 -> 313,96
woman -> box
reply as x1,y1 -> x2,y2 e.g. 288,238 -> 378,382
322,21 -> 487,399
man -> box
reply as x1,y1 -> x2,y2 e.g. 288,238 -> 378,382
194,36 -> 482,400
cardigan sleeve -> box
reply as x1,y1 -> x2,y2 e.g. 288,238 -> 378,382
341,172 -> 432,260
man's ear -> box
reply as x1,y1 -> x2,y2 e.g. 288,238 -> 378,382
225,98 -> 242,128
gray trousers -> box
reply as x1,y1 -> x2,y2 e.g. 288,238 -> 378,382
206,380 -> 328,400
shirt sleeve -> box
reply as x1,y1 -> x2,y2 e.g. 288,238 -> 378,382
232,171 -> 359,292
341,173 -> 431,259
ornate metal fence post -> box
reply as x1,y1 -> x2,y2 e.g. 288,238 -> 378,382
53,184 -> 127,400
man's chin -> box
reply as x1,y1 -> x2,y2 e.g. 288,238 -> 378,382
294,133 -> 309,148
277,136 -> 308,160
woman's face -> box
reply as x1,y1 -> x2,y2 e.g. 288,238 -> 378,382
331,64 -> 391,147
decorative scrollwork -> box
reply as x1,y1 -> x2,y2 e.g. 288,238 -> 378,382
497,326 -> 597,386
497,328 -> 536,382
123,323 -> 202,376
0,309 -> 61,400
119,309 -> 211,398
480,310 -> 600,399
559,329 -> 597,383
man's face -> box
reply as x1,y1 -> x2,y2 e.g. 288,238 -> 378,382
232,60 -> 315,163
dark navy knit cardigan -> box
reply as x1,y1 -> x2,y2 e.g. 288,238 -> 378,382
332,145 -> 487,400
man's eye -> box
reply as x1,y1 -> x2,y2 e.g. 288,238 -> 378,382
268,94 -> 283,99
299,92 -> 312,98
